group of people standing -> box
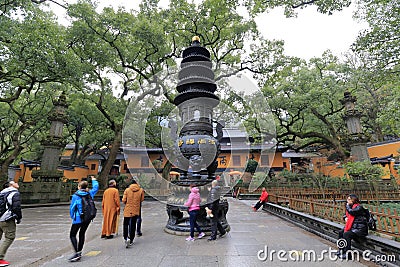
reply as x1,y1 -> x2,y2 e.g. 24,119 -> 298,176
100,179 -> 144,243
68,177 -> 229,262
66,174 -> 371,263
68,177 -> 144,262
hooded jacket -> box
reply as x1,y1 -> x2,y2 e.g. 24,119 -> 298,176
184,187 -> 201,212
0,187 -> 22,222
122,184 -> 144,217
69,179 -> 99,224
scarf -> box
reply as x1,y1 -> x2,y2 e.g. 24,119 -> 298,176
344,203 -> 359,232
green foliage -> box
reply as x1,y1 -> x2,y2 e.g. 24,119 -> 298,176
262,52 -> 349,157
353,0 -> 400,70
245,159 -> 258,174
246,0 -> 351,17
344,161 -> 384,181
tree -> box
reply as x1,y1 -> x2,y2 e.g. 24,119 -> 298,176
64,0 -> 283,186
262,52 -> 351,159
0,3 -> 82,182
245,0 -> 351,17
65,91 -> 115,165
353,0 -> 400,71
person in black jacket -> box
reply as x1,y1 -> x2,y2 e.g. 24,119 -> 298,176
0,181 -> 22,266
337,194 -> 368,259
206,180 -> 226,241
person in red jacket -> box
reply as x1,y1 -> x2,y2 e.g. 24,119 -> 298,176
253,188 -> 269,211
336,194 -> 368,259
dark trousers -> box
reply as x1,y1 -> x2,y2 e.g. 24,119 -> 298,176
70,222 -> 90,253
136,215 -> 142,234
254,201 -> 265,210
137,205 -> 142,234
210,215 -> 225,238
189,210 -> 202,238
338,229 -> 358,253
123,216 -> 138,242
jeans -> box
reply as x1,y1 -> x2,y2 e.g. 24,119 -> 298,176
123,216 -> 138,242
188,210 -> 202,238
70,222 -> 91,253
0,220 -> 16,259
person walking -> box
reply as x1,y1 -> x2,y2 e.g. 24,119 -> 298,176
0,181 -> 22,267
134,179 -> 144,237
337,194 -> 368,259
122,180 -> 144,248
136,203 -> 143,236
101,179 -> 120,239
253,187 -> 269,211
68,176 -> 99,262
206,180 -> 226,241
184,184 -> 205,241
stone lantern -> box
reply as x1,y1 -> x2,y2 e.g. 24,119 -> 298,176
165,36 -> 229,234
340,91 -> 370,162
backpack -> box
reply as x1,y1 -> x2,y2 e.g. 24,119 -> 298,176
76,194 -> 97,224
365,209 -> 377,231
0,192 -> 11,217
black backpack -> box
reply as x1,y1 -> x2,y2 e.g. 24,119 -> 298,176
365,209 -> 377,231
0,192 -> 11,217
76,194 -> 97,224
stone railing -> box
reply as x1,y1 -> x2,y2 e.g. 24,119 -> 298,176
264,203 -> 400,266
266,194 -> 400,239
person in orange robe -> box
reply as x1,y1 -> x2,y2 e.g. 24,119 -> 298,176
101,180 -> 120,239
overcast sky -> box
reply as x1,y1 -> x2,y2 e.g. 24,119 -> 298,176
255,5 -> 368,60
54,1 -> 368,60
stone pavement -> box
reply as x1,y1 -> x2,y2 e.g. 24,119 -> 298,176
6,198 -> 373,267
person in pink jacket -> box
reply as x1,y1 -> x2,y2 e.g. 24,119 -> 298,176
184,185 -> 205,241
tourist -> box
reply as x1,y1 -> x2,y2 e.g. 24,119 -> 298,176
184,184 -> 205,241
206,180 -> 227,241
136,202 -> 143,237
337,194 -> 368,259
101,179 -> 120,239
68,176 -> 99,262
253,187 -> 269,211
134,179 -> 143,237
0,181 -> 22,267
122,180 -> 144,248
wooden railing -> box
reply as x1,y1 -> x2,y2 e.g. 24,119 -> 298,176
267,193 -> 400,239
238,187 -> 400,202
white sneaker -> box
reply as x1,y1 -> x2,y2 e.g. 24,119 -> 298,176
198,232 -> 205,239
185,236 -> 195,241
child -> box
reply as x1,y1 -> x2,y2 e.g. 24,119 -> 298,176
184,184 -> 205,241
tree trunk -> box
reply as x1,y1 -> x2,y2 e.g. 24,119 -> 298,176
97,126 -> 122,189
0,145 -> 23,184
162,160 -> 172,181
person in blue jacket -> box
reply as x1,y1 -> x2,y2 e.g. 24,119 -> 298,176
68,176 -> 99,262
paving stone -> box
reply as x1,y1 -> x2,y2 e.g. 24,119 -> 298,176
4,199 -> 370,267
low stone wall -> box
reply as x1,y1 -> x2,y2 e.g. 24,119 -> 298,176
263,203 -> 400,267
